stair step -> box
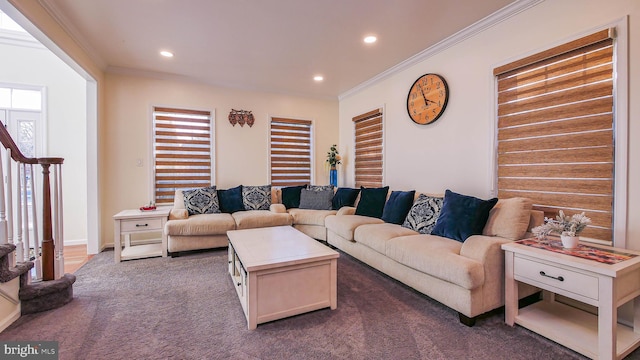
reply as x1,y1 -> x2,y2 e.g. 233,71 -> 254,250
19,273 -> 76,314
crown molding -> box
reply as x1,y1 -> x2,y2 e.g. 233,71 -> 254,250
37,0 -> 107,69
338,0 -> 545,101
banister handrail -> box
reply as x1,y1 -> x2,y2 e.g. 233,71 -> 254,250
0,123 -> 63,165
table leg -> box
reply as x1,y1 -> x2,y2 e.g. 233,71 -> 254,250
598,276 -> 616,360
504,250 -> 517,326
114,220 -> 121,263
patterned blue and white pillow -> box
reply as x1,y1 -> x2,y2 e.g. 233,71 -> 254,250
242,185 -> 272,210
402,194 -> 443,234
183,186 -> 220,215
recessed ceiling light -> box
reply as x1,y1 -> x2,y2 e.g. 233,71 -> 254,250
160,50 -> 174,58
364,36 -> 377,44
313,75 -> 324,82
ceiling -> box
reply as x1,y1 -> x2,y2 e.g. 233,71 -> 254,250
38,0 -> 516,99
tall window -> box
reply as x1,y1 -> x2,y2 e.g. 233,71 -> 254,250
270,117 -> 312,186
353,108 -> 383,188
153,107 -> 212,205
493,29 -> 615,243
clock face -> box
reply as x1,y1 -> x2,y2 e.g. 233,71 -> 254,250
406,73 -> 449,125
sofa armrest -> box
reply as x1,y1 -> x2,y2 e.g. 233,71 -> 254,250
336,206 -> 356,216
169,209 -> 189,220
270,203 -> 287,213
461,235 -> 513,309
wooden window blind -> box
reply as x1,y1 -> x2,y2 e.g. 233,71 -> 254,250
353,108 -> 383,188
494,29 -> 614,242
270,117 -> 312,187
153,107 -> 212,205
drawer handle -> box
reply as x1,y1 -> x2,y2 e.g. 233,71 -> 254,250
136,223 -> 148,227
539,271 -> 564,282
237,282 -> 241,287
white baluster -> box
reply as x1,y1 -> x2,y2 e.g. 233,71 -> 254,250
54,164 -> 64,279
0,147 -> 7,245
14,162 -> 23,263
22,164 -> 30,263
5,149 -> 13,268
30,164 -> 41,279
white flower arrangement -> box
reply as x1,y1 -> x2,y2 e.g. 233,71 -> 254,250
531,210 -> 592,239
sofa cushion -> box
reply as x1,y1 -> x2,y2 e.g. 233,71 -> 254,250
402,194 -> 443,234
483,197 -> 533,240
183,186 -> 220,215
164,213 -> 236,236
281,185 -> 306,209
355,186 -> 389,218
332,187 -> 360,210
288,208 -> 337,226
431,190 -> 498,242
218,185 -> 245,213
385,235 -> 485,290
308,185 -> 334,192
381,190 -> 416,225
242,185 -> 272,210
354,223 -> 418,254
299,188 -> 334,210
231,210 -> 292,230
324,214 -> 384,241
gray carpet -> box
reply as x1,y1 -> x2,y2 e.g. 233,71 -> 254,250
0,247 -> 630,359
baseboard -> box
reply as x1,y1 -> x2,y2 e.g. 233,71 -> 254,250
63,239 -> 87,246
0,305 -> 20,333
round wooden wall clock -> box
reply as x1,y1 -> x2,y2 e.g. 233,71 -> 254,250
406,73 -> 449,125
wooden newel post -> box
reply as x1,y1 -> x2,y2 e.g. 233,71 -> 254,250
41,162 -> 54,280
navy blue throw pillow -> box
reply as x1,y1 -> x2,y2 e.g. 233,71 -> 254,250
217,185 -> 245,213
430,189 -> 498,242
355,186 -> 389,219
281,185 -> 307,209
332,187 -> 360,210
381,190 -> 416,225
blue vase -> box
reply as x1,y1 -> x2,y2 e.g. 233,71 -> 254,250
330,167 -> 338,187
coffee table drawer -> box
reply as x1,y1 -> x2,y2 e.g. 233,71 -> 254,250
514,256 -> 598,300
120,218 -> 163,232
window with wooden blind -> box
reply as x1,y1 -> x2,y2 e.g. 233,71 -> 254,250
353,108 -> 383,188
153,107 -> 212,205
494,29 -> 615,243
270,117 -> 312,187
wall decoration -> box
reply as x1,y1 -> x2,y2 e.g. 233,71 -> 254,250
228,109 -> 255,127
406,73 -> 449,125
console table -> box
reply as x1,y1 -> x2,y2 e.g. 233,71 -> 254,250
502,239 -> 640,359
113,208 -> 170,263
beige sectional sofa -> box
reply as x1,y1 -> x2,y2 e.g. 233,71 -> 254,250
164,188 -> 292,255
324,195 -> 543,325
164,186 -> 542,325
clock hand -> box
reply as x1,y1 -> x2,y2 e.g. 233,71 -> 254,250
419,85 -> 437,105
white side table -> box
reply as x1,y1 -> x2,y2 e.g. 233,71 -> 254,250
502,239 -> 640,360
113,208 -> 170,263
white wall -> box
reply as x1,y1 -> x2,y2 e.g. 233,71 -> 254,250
339,0 -> 640,248
102,72 -> 338,247
0,40 -> 87,243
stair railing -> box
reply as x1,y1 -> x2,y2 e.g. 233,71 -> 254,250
0,123 -> 64,281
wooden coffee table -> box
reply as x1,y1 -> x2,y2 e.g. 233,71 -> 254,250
227,226 -> 339,330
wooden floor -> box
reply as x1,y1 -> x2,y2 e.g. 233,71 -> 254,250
64,244 -> 93,274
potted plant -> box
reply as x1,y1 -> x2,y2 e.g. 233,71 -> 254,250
326,144 -> 341,187
531,210 -> 591,248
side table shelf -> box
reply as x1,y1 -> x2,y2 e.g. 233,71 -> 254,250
113,208 -> 170,263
